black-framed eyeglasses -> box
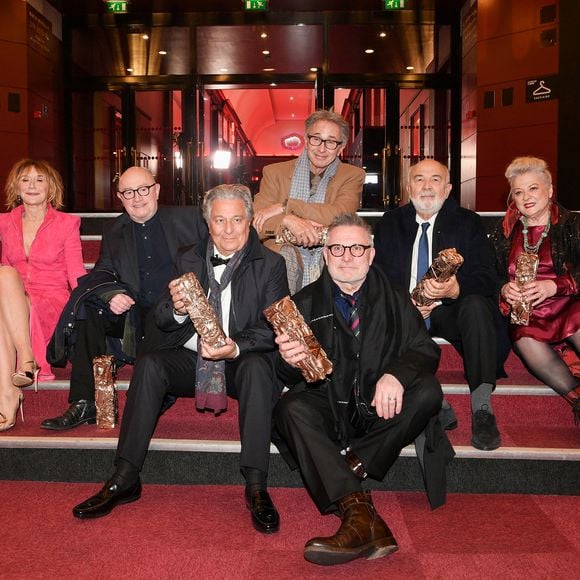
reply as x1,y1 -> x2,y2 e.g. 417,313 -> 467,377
306,134 -> 343,150
118,183 -> 156,199
327,244 -> 371,258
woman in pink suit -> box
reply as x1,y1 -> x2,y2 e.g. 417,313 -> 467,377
0,159 -> 86,430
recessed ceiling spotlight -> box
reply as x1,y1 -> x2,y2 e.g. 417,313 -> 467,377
158,50 -> 167,55
270,83 -> 277,87
379,31 -> 387,38
406,65 -> 415,71
220,68 -> 229,72
297,23 -> 305,27
263,67 -> 275,72
365,49 -> 375,54
310,67 -> 318,72
262,50 -> 270,55
291,113 -> 295,118
126,68 -> 133,72
260,32 -> 268,38
142,34 -> 149,40
290,96 -> 294,101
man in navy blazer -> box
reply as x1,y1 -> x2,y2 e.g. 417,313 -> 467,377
373,159 -> 507,451
42,166 -> 207,431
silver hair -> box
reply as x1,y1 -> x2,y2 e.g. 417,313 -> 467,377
505,156 -> 552,187
305,110 -> 349,144
202,183 -> 254,222
328,212 -> 373,246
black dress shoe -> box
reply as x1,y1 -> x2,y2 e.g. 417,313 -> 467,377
41,400 -> 97,431
73,479 -> 142,519
471,406 -> 501,451
245,490 -> 280,534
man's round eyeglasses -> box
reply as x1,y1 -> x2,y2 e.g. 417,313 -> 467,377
118,183 -> 156,199
306,135 -> 343,151
327,244 -> 371,258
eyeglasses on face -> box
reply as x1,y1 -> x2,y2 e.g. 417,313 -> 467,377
326,244 -> 371,258
306,134 -> 343,150
118,183 -> 156,199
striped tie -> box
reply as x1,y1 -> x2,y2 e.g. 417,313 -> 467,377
346,295 -> 360,339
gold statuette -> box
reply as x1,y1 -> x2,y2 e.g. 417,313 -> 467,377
264,296 -> 333,383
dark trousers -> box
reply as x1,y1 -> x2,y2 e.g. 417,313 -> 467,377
430,294 -> 500,391
274,373 -> 442,513
116,347 -> 281,476
68,304 -> 157,403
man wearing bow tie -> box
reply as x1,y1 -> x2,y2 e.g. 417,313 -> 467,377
72,184 -> 289,534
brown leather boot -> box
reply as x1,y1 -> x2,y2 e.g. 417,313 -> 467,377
564,386 -> 580,426
304,491 -> 398,566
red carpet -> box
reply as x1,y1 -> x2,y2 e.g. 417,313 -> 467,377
2,482 -> 578,579
8,389 -> 579,449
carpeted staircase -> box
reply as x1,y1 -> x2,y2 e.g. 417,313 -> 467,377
1,214 -> 578,497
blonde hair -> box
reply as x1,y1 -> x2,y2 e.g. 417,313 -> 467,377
4,159 -> 64,210
505,156 -> 552,188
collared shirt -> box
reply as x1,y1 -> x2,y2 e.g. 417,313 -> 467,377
133,212 -> 173,307
332,282 -> 362,326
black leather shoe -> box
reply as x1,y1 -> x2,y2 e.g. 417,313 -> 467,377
41,400 -> 97,431
73,479 -> 142,519
245,490 -> 280,534
471,406 -> 501,450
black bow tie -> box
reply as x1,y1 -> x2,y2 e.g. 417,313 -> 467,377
210,255 -> 230,267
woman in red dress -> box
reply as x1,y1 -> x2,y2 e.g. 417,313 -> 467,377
0,159 -> 86,431
490,156 -> 580,424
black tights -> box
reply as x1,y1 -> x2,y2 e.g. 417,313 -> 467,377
514,331 -> 580,396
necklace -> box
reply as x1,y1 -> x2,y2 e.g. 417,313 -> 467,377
521,215 -> 551,254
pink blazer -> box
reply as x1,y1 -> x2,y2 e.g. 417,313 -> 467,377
0,205 -> 86,380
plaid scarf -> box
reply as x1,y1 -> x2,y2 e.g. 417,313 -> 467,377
288,149 -> 340,286
195,240 -> 247,414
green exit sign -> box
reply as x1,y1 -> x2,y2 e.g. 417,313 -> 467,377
384,0 -> 405,8
245,0 -> 268,10
106,1 -> 129,13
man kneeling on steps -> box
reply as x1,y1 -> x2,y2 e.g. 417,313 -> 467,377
72,184 -> 289,534
273,213 -> 452,566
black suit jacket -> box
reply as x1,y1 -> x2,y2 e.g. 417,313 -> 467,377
373,196 -> 499,301
94,205 -> 207,299
155,228 -> 289,353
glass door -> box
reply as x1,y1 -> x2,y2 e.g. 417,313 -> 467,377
71,87 -> 191,211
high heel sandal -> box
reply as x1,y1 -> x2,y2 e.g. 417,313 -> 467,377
12,360 -> 40,392
0,390 -> 24,432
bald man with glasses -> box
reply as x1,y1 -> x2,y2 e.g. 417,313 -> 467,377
42,166 -> 207,431
253,110 -> 364,294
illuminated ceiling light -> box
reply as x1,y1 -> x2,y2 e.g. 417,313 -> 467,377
373,152 -> 379,157
290,96 -> 294,101
158,50 -> 167,55
213,150 -> 231,170
142,34 -> 149,40
379,31 -> 387,38
406,65 -> 415,70
365,49 -> 375,54
263,67 -> 275,72
291,113 -> 295,118
126,67 -> 134,72
260,32 -> 268,38
310,67 -> 318,72
296,23 -> 305,26
220,68 -> 229,72
262,50 -> 270,55
270,83 -> 277,86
